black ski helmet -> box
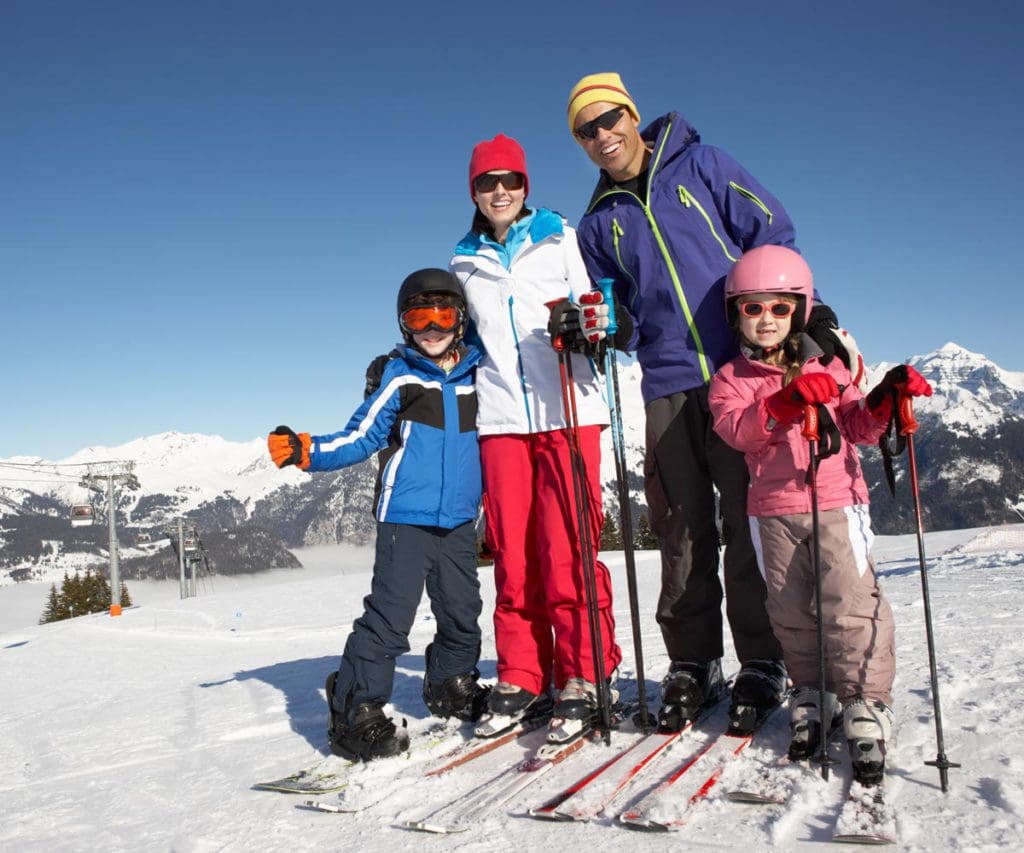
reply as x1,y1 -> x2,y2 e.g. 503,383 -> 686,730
396,268 -> 466,316
396,268 -> 467,355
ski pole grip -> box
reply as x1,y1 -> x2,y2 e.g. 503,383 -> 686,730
545,298 -> 567,353
898,394 -> 919,436
597,278 -> 617,335
802,405 -> 820,441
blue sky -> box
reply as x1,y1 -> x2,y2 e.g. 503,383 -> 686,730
4,0 -> 1022,459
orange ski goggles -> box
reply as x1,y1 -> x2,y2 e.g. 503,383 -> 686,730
400,304 -> 464,334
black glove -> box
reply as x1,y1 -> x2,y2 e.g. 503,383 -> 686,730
805,304 -> 850,369
547,299 -> 595,356
364,349 -> 400,399
607,296 -> 634,353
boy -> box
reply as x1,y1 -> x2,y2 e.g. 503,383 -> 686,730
268,268 -> 487,761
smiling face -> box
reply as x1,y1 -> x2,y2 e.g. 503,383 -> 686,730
572,100 -> 648,182
411,328 -> 457,361
472,171 -> 526,244
736,292 -> 796,351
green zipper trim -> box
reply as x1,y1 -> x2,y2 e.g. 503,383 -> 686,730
728,181 -> 774,224
677,184 -> 739,263
610,218 -> 641,313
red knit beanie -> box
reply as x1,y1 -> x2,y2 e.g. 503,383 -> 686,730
468,133 -> 529,200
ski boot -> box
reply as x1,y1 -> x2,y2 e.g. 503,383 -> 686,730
422,670 -> 490,722
787,686 -> 841,760
657,659 -> 726,733
729,659 -> 788,734
474,682 -> 552,738
328,702 -> 409,762
547,676 -> 620,744
843,698 -> 893,786
422,644 -> 490,722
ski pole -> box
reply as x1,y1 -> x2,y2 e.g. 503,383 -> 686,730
548,303 -> 612,744
803,404 -> 838,780
898,395 -> 960,792
596,278 -> 652,732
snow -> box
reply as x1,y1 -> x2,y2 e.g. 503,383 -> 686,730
2,529 -> 1024,851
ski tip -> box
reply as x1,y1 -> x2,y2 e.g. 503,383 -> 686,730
527,807 -> 574,822
401,819 -> 465,835
831,833 -> 896,846
617,814 -> 670,832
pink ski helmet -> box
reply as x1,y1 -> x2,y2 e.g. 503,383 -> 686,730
724,245 -> 813,330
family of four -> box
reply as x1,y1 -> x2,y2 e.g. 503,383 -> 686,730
267,72 -> 931,786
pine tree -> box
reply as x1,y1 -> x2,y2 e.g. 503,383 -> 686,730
634,513 -> 659,550
39,584 -> 61,625
600,512 -> 623,550
119,582 -> 133,607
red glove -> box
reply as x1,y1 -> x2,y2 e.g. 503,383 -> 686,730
765,373 -> 840,425
866,365 -> 932,418
268,426 -> 311,469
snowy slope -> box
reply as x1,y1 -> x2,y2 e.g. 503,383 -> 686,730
2,528 -> 1023,851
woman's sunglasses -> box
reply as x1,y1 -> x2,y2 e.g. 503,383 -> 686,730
573,106 -> 626,141
473,172 -> 526,194
738,300 -> 797,319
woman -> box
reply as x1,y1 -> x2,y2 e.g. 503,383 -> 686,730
449,133 -> 624,733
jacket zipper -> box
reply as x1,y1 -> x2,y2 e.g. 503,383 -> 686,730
677,185 -> 739,263
507,295 -> 534,430
728,181 -> 774,224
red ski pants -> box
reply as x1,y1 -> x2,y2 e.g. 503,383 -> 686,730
480,427 -> 621,695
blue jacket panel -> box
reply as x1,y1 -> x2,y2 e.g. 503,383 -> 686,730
576,112 -> 798,404
306,345 -> 482,529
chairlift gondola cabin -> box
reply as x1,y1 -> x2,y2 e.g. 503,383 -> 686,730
183,537 -> 198,553
70,504 -> 95,527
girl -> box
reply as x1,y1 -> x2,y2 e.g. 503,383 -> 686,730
449,133 -> 624,734
708,244 -> 931,784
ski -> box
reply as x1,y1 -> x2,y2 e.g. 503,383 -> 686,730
254,715 -> 541,795
618,703 -> 785,831
424,713 -> 549,777
832,779 -> 896,845
402,727 -> 596,833
528,695 -> 727,821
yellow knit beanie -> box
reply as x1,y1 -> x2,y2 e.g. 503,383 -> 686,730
567,72 -> 640,133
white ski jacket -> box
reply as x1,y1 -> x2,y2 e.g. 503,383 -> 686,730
450,207 -> 609,436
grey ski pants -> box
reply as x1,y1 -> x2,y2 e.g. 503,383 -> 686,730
645,387 -> 782,664
749,506 -> 895,705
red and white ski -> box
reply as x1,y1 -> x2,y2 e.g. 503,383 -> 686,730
402,730 -> 596,833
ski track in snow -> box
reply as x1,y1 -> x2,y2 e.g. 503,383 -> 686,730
2,533 -> 1024,851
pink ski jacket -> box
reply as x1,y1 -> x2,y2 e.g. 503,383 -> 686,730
709,347 -> 887,517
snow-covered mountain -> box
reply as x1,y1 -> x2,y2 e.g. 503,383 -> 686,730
2,342 -> 1022,576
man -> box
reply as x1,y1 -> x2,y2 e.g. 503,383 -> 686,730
567,72 -> 852,733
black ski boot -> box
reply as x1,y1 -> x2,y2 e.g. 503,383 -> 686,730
844,698 -> 893,785
325,672 -> 409,761
421,643 -> 491,722
474,681 -> 553,737
554,675 -> 622,720
787,686 -> 841,760
423,670 -> 490,722
729,659 -> 788,734
658,659 -> 726,733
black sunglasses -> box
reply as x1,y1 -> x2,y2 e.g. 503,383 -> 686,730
473,172 -> 526,193
573,106 -> 626,141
